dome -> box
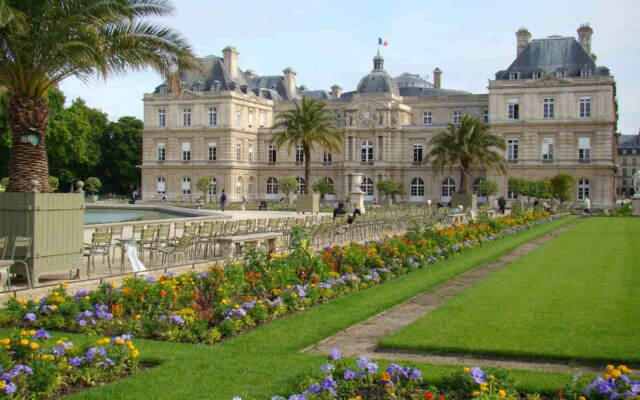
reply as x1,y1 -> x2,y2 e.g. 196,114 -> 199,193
395,73 -> 435,89
356,52 -> 400,95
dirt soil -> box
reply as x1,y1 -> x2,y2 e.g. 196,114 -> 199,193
304,221 -> 609,374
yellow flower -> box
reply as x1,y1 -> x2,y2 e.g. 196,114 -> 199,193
0,381 -> 5,390
604,374 -> 611,380
84,296 -> 90,300
579,397 -> 586,400
30,342 -> 39,350
61,282 -> 68,287
0,339 -> 10,345
20,339 -> 29,345
29,329 -> 36,335
464,367 -> 471,373
114,338 -> 124,345
618,365 -> 628,373
472,391 -> 481,397
611,370 -> 621,379
481,387 -> 489,392
499,390 -> 506,398
606,365 -> 615,371
135,314 -> 142,320
131,349 -> 140,358
234,304 -> 240,309
53,292 -> 59,296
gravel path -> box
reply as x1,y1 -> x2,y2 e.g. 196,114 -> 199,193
303,221 -> 607,374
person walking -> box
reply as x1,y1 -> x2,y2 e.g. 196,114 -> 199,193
583,197 -> 591,213
219,189 -> 227,212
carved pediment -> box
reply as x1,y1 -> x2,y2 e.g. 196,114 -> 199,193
528,75 -> 572,87
180,90 -> 201,100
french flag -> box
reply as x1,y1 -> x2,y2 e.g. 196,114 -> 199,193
378,37 -> 388,46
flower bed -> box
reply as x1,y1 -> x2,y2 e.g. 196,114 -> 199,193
0,329 -> 138,398
251,350 -> 638,400
4,212 -> 563,344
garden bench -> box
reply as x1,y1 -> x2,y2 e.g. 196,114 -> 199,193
446,213 -> 466,225
217,232 -> 283,259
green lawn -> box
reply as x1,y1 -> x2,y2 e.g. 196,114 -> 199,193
3,217 -> 575,399
381,218 -> 640,364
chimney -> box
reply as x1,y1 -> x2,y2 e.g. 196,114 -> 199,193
244,69 -> 257,79
433,68 -> 442,89
331,84 -> 342,99
577,23 -> 593,58
283,67 -> 297,96
222,46 -> 239,80
516,27 -> 531,56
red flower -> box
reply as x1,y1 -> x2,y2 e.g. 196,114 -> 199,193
425,393 -> 434,400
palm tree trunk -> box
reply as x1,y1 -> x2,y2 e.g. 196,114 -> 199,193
459,164 -> 470,195
6,94 -> 51,193
304,146 -> 311,194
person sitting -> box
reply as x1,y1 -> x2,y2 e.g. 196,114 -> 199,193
333,202 -> 347,219
259,200 -> 268,211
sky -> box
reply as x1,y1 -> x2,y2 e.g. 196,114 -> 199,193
60,0 -> 640,135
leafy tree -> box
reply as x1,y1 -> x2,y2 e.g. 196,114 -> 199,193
196,177 -> 215,200
376,180 -> 405,203
311,178 -> 334,199
550,173 -> 577,203
99,117 -> 143,194
278,177 -> 297,200
48,176 -> 59,192
476,179 -> 499,197
271,98 -> 342,193
426,114 -> 507,195
0,0 -> 195,192
84,177 -> 102,196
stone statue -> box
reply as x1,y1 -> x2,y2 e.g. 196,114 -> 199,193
633,170 -> 640,197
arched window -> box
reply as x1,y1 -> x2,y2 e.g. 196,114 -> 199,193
248,177 -> 255,195
295,144 -> 304,164
208,177 -> 217,195
266,177 -> 278,195
473,178 -> 485,194
157,176 -> 165,194
441,178 -> 456,198
361,140 -> 374,163
578,178 -> 590,200
296,177 -> 306,194
236,176 -> 243,196
182,177 -> 191,195
361,177 -> 374,196
410,178 -> 424,197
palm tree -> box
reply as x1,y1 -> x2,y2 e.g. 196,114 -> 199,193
426,114 -> 507,195
271,97 -> 342,193
0,0 -> 196,192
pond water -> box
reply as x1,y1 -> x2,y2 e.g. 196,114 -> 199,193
84,208 -> 188,225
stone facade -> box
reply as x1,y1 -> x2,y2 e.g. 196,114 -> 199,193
617,133 -> 640,198
141,24 -> 617,208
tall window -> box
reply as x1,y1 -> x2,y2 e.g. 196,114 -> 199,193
323,151 -> 332,165
453,110 -> 462,124
578,179 -> 590,200
236,109 -> 241,127
248,111 -> 254,128
360,177 -> 374,196
182,108 -> 191,126
208,177 -> 217,195
296,177 -> 305,194
532,71 -> 542,79
182,177 -> 191,195
236,176 -> 243,196
157,142 -> 165,161
508,99 -> 519,120
248,143 -> 254,162
248,177 -> 255,195
157,109 -> 166,127
441,178 -> 456,197
361,140 -> 374,163
208,107 -> 217,126
182,142 -> 191,161
410,178 -> 425,197
208,142 -> 217,161
236,142 -> 241,161
579,137 -> 591,162
543,98 -> 555,119
266,177 -> 278,195
413,143 -> 423,163
259,112 -> 265,127
483,109 -> 489,123
509,72 -> 520,80
507,139 -> 518,163
295,144 -> 304,164
542,138 -> 554,160
423,111 -> 432,125
156,177 -> 165,194
580,96 -> 591,118
268,145 -> 277,164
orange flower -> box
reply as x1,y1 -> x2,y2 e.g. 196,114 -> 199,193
160,290 -> 167,298
122,288 -> 131,296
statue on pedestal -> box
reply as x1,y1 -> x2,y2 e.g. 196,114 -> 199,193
633,170 -> 640,198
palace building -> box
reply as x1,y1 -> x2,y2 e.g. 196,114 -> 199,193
141,24 -> 617,208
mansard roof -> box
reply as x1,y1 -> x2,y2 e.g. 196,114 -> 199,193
495,36 -> 610,80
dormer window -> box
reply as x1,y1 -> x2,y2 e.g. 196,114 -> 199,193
580,67 -> 592,77
158,85 -> 167,94
210,80 -> 220,91
192,84 -> 202,92
555,69 -> 566,78
509,72 -> 520,80
532,71 -> 543,79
